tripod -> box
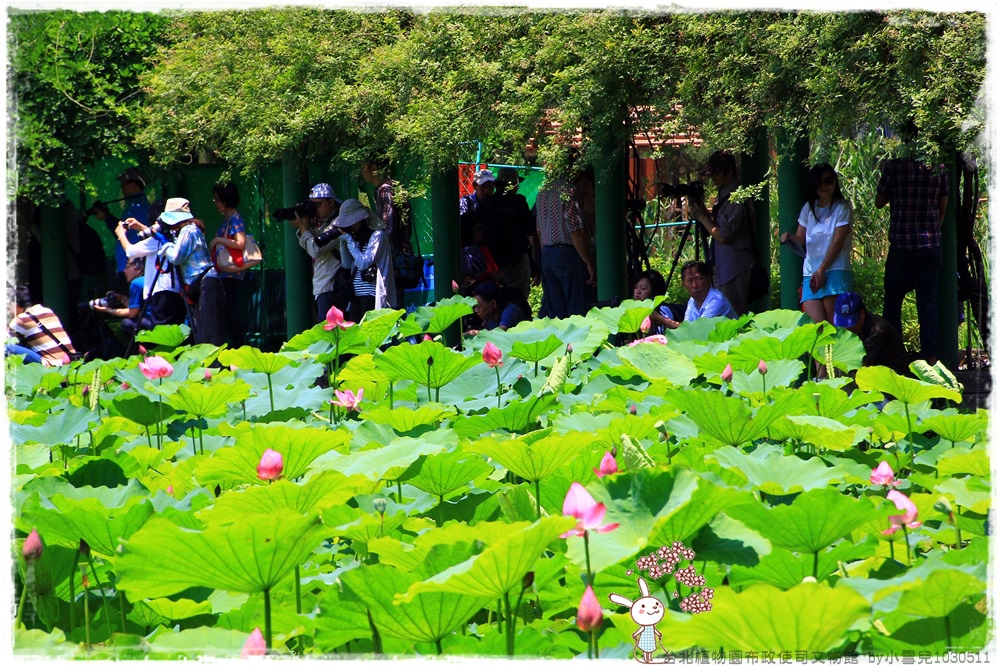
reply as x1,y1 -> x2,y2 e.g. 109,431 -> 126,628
663,215 -> 710,294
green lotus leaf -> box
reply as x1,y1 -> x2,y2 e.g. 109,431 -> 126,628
164,379 -> 252,420
616,343 -> 699,386
407,449 -> 494,499
730,359 -> 805,394
910,359 -> 964,393
361,405 -> 453,434
146,625 -> 251,658
664,388 -> 785,447
584,301 -> 646,334
729,539 -> 876,589
368,522 -> 520,574
337,353 -> 392,402
216,346 -> 295,375
508,332 -> 564,365
465,430 -> 591,483
400,516 -> 576,601
837,558 -> 986,614
13,628 -> 75,657
726,487 -> 887,554
538,354 -> 571,396
340,564 -> 489,644
118,509 -> 327,597
142,597 -> 213,620
111,394 -> 177,427
505,315 -> 609,361
749,308 -> 814,331
323,504 -> 408,543
777,415 -> 866,452
893,568 -> 986,618
7,362 -> 65,397
617,433 -> 656,470
658,583 -> 869,652
870,602 -> 988,654
921,412 -> 988,445
728,321 -> 836,368
397,295 -> 474,336
134,323 -> 191,347
782,381 -> 884,418
374,340 -> 480,390
856,366 -> 962,405
313,583 -> 377,652
315,434 -> 450,481
934,447 -> 989,478
198,471 -> 369,525
195,423 -> 351,487
933,476 -> 991,513
10,405 -> 99,446
19,492 -> 154,557
451,394 -> 558,438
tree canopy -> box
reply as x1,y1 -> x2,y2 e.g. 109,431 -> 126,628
8,8 -> 987,204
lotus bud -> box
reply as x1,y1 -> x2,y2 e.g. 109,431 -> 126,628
566,344 -> 573,354
521,571 -> 535,591
139,345 -> 147,355
82,385 -> 89,396
482,342 -> 503,369
423,334 -> 433,342
870,461 -> 899,487
79,539 -> 91,557
594,451 -> 618,478
167,485 -> 174,496
757,359 -> 768,375
576,585 -> 603,632
427,356 -> 434,367
721,364 -> 733,383
640,316 -> 652,334
121,382 -> 130,390
629,404 -> 637,415
256,449 -> 284,481
241,628 -> 267,658
372,497 -> 387,514
22,529 -> 43,561
204,369 -> 212,381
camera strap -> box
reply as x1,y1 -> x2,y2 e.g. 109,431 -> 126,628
25,312 -> 78,360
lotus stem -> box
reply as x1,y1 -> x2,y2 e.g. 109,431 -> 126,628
294,566 -> 302,614
397,480 -> 403,504
68,550 -> 79,634
902,402 -> 914,471
119,585 -> 127,634
592,629 -> 600,659
82,564 -> 91,649
436,638 -> 443,655
945,614 -> 953,651
157,378 -> 163,449
367,608 -> 382,654
144,425 -> 152,448
15,565 -> 30,630
812,551 -> 819,580
503,591 -> 515,657
901,525 -> 912,566
583,531 -> 594,587
264,587 -> 272,650
889,539 -> 896,563
388,383 -> 394,410
266,374 -> 275,413
534,360 -> 539,377
87,554 -> 113,639
534,480 -> 541,520
954,507 -> 963,550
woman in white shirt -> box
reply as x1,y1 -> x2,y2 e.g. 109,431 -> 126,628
780,164 -> 853,325
331,199 -> 397,320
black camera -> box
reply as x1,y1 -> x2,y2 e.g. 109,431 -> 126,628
78,292 -> 126,312
137,222 -> 163,240
273,201 -> 318,221
659,181 -> 705,201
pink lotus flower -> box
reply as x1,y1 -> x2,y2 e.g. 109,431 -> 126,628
628,334 -> 668,346
121,382 -> 130,391
139,356 -> 173,380
166,485 -> 174,496
139,345 -> 148,355
451,279 -> 460,292
256,449 -> 284,481
561,482 -> 620,538
870,461 -> 900,487
629,404 -> 637,415
82,385 -> 89,396
423,334 -> 433,342
241,627 -> 267,658
594,452 -> 618,478
882,489 -> 922,535
22,529 -> 43,561
757,359 -> 768,375
323,305 -> 354,331
204,369 -> 212,381
721,364 -> 733,383
483,342 -> 503,368
566,344 -> 573,354
640,316 -> 652,334
332,388 -> 364,412
576,585 -> 603,632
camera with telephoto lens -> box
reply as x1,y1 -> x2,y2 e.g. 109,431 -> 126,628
659,181 -> 705,201
78,292 -> 126,312
273,201 -> 318,221
136,222 -> 163,240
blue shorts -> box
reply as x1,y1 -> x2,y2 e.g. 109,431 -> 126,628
801,269 -> 853,302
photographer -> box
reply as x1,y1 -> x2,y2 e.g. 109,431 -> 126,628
155,198 -> 226,346
7,286 -> 77,366
330,199 -> 396,320
113,202 -> 187,334
90,167 -> 150,289
687,151 -> 755,316
90,258 -> 145,334
289,183 -> 352,322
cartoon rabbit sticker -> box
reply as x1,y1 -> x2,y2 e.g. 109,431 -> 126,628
609,577 -> 666,663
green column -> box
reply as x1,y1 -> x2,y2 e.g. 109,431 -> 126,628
743,133 -> 771,312
282,152 -> 312,337
777,136 -> 810,310
936,154 -> 959,369
595,151 -> 626,303
431,166 -> 460,301
39,204 -> 70,323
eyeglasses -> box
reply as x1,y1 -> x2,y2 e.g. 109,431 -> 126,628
820,177 -> 837,186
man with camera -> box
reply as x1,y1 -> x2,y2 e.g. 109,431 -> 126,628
89,257 -> 144,328
7,286 -> 78,366
688,151 -> 755,316
288,183 -> 352,322
90,167 -> 150,289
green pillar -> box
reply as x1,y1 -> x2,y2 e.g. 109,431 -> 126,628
595,150 -> 626,303
777,136 -> 810,310
39,204 -> 69,323
937,154 -> 959,370
431,167 -> 460,344
282,152 -> 312,337
743,133 -> 771,312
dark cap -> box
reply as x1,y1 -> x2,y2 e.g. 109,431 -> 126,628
700,151 -> 738,177
117,168 -> 146,189
471,280 -> 501,302
833,292 -> 863,328
496,167 -> 525,184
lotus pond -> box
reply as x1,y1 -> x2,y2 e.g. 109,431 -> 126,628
9,298 -> 991,659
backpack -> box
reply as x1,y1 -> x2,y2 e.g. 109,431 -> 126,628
75,220 -> 108,276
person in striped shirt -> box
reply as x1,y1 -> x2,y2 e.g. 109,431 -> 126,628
6,286 -> 77,366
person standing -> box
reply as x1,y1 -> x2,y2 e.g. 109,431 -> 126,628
487,167 -> 537,298
92,167 -> 150,290
332,199 -> 396,320
290,183 -> 350,322
534,176 -> 595,319
362,161 -> 395,235
875,123 -> 949,365
689,151 -> 755,316
208,182 -> 248,346
780,164 -> 854,325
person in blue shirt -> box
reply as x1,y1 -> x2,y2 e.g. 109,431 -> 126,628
682,260 -> 738,321
92,167 -> 149,289
467,280 -> 527,334
92,257 -> 145,335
